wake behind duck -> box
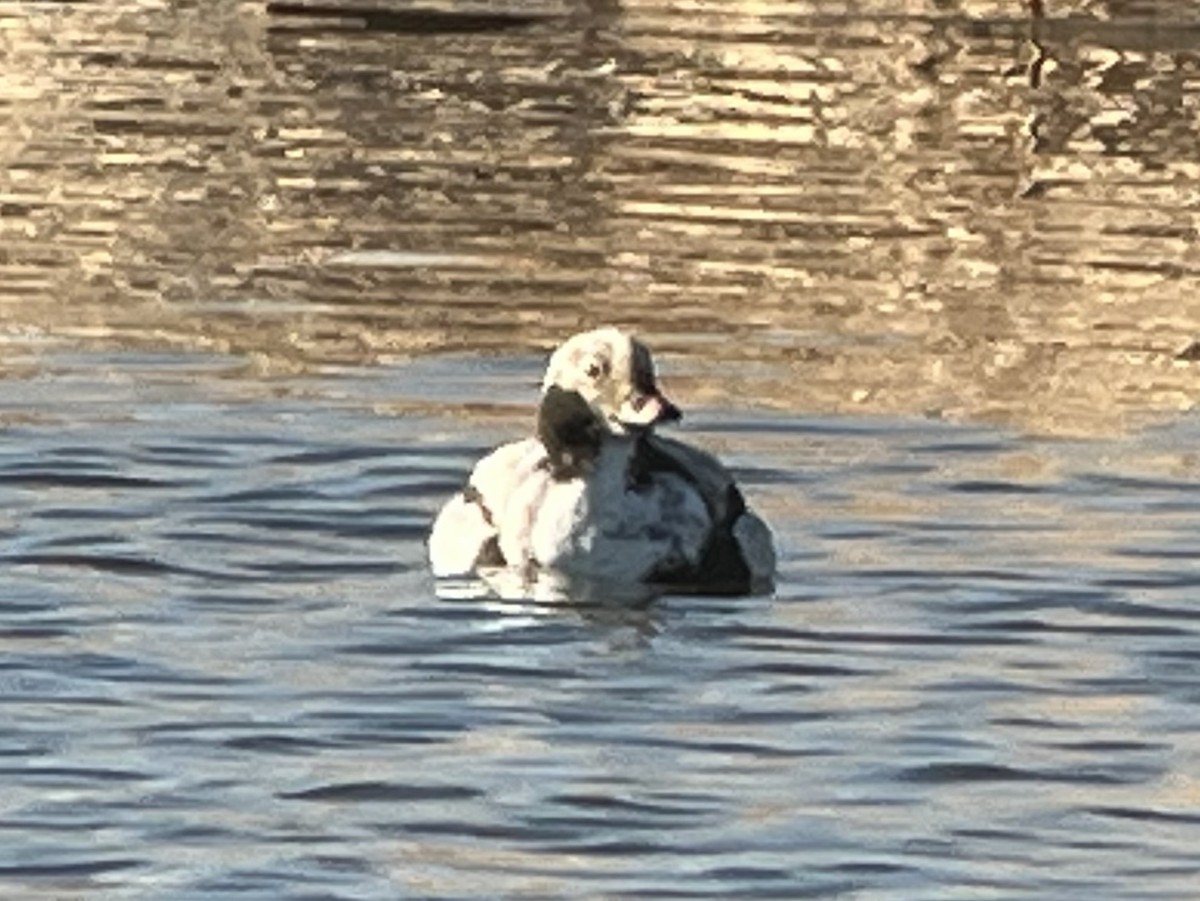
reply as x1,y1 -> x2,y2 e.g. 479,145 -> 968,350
428,327 -> 776,597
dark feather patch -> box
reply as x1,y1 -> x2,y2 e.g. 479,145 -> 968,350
634,437 -> 752,592
537,386 -> 604,481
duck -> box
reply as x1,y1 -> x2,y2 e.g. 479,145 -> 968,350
428,326 -> 776,595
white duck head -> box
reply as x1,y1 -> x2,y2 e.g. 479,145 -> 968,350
540,326 -> 681,435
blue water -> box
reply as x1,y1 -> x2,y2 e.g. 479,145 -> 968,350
3,350 -> 1199,899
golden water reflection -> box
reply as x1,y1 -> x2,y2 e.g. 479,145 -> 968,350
3,0 -> 1200,433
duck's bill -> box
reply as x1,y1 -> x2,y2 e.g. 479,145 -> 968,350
617,391 -> 682,428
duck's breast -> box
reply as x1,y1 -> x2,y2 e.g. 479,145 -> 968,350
525,449 -> 712,582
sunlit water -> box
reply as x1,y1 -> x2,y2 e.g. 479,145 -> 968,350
3,349 -> 1200,899
6,1 -> 1200,431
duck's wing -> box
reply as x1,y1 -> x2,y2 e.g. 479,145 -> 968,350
428,438 -> 545,578
640,434 -> 741,523
428,490 -> 501,578
641,434 -> 776,591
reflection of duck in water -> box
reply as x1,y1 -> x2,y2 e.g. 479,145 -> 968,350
428,327 -> 776,595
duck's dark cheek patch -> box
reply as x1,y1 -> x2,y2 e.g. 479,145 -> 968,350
631,341 -> 657,393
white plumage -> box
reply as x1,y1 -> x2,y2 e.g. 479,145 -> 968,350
428,327 -> 776,595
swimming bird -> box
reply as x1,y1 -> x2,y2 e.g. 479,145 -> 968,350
428,327 -> 776,595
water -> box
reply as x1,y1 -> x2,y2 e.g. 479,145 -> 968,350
3,350 -> 1200,899
5,1 -> 1200,897
4,0 -> 1200,432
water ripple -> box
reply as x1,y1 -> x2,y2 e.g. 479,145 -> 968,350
279,782 -> 482,804
4,346 -> 1200,898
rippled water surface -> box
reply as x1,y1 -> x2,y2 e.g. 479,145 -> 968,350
4,350 -> 1200,899
5,1 -> 1200,898
5,0 -> 1200,431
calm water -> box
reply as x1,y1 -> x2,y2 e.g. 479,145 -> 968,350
5,1 -> 1200,898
